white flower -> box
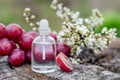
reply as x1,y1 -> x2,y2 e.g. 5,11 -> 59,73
56,10 -> 63,19
76,25 -> 88,35
63,7 -> 70,13
51,0 -> 58,9
92,9 -> 102,18
107,28 -> 116,38
97,17 -> 104,25
85,18 -> 90,24
67,41 -> 74,46
66,22 -> 74,28
64,29 -> 70,33
57,3 -> 63,10
29,23 -> 34,27
31,15 -> 35,19
97,38 -> 107,48
23,13 -> 26,17
73,18 -> 83,25
25,17 -> 29,23
32,27 -> 37,31
78,18 -> 83,25
85,34 -> 95,47
71,12 -> 80,20
25,8 -> 31,12
102,27 -> 107,33
52,0 -> 57,4
84,9 -> 104,28
36,22 -> 40,25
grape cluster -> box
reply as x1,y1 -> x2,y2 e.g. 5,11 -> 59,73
0,23 -> 39,67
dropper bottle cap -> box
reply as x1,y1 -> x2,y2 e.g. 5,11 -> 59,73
39,19 -> 51,35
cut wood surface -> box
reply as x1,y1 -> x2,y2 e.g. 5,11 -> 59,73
0,57 -> 57,80
0,38 -> 120,80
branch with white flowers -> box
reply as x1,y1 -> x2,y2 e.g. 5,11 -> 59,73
51,0 -> 116,64
23,8 -> 39,31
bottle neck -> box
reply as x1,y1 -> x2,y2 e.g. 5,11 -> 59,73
39,34 -> 49,37
40,34 -> 49,41
39,29 -> 51,36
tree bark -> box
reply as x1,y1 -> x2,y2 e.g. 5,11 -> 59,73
0,38 -> 120,80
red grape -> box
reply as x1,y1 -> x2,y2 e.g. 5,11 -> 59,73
8,48 -> 25,67
26,50 -> 31,63
0,23 -> 6,39
6,23 -> 23,43
56,52 -> 73,72
19,33 -> 33,50
10,41 -> 17,50
22,29 -> 26,34
0,38 -> 13,56
49,32 -> 57,41
27,31 -> 39,39
57,43 -> 71,56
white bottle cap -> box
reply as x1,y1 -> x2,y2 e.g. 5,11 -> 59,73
39,19 -> 51,35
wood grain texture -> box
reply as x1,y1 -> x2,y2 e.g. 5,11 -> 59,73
0,38 -> 120,80
46,64 -> 120,80
0,57 -> 57,80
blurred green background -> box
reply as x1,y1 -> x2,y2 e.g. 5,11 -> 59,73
0,0 -> 120,37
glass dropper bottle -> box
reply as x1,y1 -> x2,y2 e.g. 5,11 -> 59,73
32,19 -> 56,73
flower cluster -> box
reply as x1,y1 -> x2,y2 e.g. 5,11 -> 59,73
51,0 -> 116,63
23,8 -> 39,31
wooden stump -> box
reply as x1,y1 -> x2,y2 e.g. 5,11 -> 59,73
0,38 -> 120,80
1,58 -> 120,80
